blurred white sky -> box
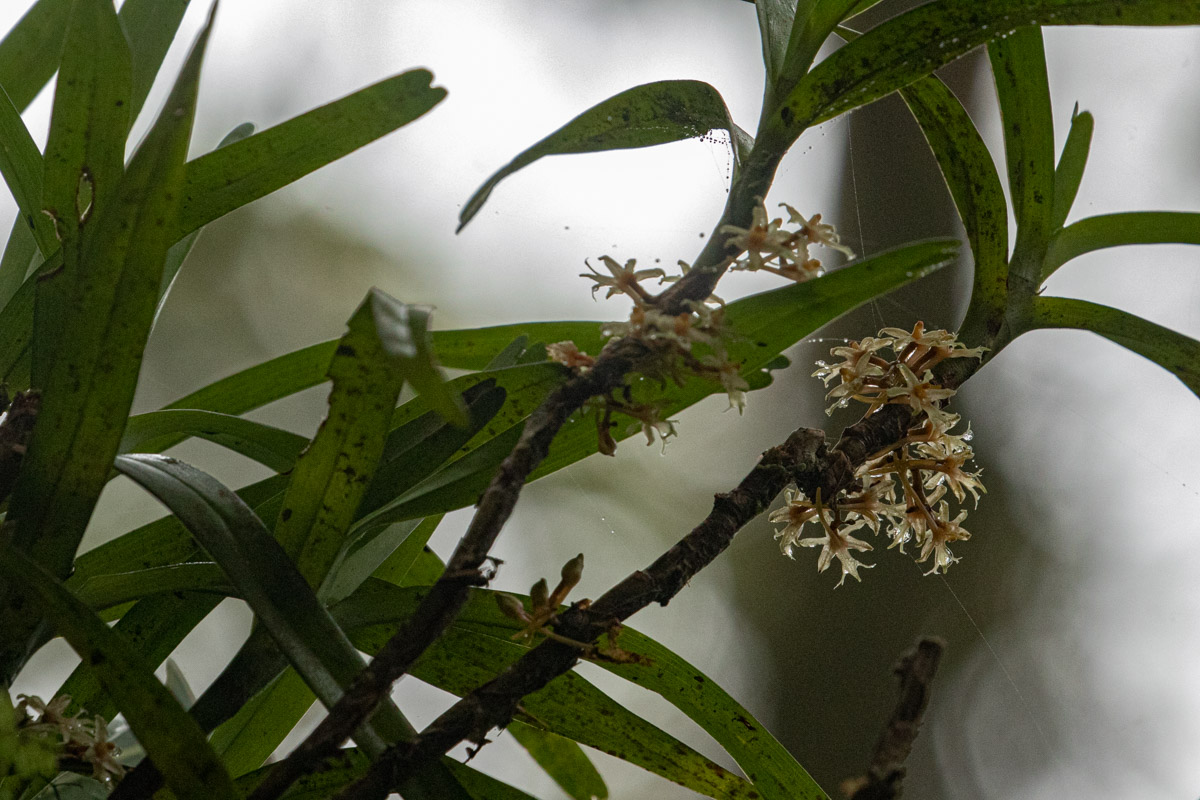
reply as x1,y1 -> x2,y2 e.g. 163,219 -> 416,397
3,2 -> 1200,799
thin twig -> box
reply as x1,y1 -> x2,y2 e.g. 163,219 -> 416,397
843,637 -> 945,800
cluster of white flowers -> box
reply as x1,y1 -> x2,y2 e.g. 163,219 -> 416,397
15,694 -> 124,785
719,201 -> 855,282
552,202 -> 852,455
770,324 -> 986,586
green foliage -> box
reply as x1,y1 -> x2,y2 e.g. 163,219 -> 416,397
0,2 -> 1194,799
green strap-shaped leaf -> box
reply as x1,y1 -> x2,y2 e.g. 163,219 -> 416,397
1031,296 -> 1200,398
114,454 -> 418,756
595,629 -> 821,799
508,722 -> 608,800
177,69 -> 445,239
320,390 -> 504,605
57,592 -> 221,721
0,217 -> 35,310
41,0 -> 132,268
357,380 -> 507,516
775,0 -> 862,98
900,76 -> 1008,326
72,563 -> 233,611
209,667 -> 314,778
756,0 -> 806,91
765,0 -> 1200,148
118,0 -> 190,123
9,11 -> 211,576
458,80 -> 750,231
372,514 -> 445,587
0,542 -> 237,800
70,378 -> 504,586
1050,104 -> 1094,231
0,84 -> 55,255
341,585 -> 760,799
274,290 -> 457,591
988,27 -> 1055,279
1042,211 -> 1200,280
0,0 -> 190,117
0,8 -> 214,684
68,474 -> 287,588
0,0 -> 73,113
119,409 -> 308,473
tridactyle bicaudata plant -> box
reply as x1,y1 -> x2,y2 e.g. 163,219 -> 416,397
548,201 -> 985,587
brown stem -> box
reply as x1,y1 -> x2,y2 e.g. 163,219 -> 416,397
844,637 -> 945,800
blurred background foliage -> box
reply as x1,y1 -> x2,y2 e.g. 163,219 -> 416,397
4,0 -> 1198,797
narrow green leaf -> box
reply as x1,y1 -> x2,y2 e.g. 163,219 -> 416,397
0,259 -> 39,390
177,69 -> 445,238
0,217 -> 36,310
147,323 -> 595,439
900,76 -> 1008,322
156,122 -> 256,321
509,722 -> 608,800
775,0 -> 857,98
68,474 -> 287,588
164,339 -> 337,414
119,409 -> 308,472
11,12 -> 212,576
316,518 -> 423,606
0,541 -> 237,800
209,668 -> 314,778
756,0 -> 804,89
0,6 -> 214,684
766,0 -> 1200,148
458,80 -> 748,231
72,562 -> 232,611
117,0 -> 190,123
372,514 -> 445,587
56,593 -> 222,720
370,292 -> 468,425
1050,104 -> 1094,230
113,454 -> 407,752
339,583 -> 760,799
594,630 -> 821,800
1043,211 -> 1200,280
0,0 -> 190,118
357,379 -> 506,518
988,27 -> 1055,277
275,290 -> 451,591
1031,296 -> 1200,397
0,0 -> 73,113
0,84 -> 55,255
41,0 -> 132,271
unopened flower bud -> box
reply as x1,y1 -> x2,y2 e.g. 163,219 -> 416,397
530,578 -> 550,611
495,593 -> 529,622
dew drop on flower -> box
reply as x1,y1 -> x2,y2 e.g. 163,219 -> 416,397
962,430 -> 973,441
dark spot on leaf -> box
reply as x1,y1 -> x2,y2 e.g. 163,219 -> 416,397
337,345 -> 357,357
281,508 -> 293,521
89,651 -> 107,666
780,106 -> 794,127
